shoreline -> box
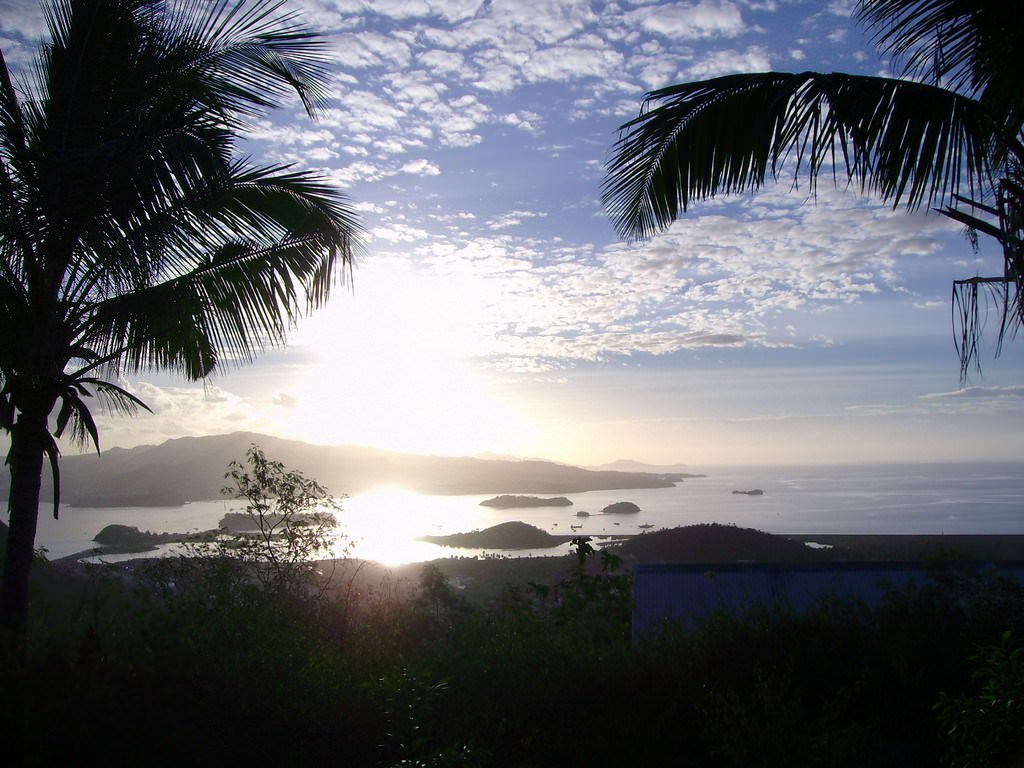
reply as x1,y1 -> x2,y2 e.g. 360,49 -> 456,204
785,533 -> 1024,561
54,531 -> 1024,567
42,529 -> 1024,611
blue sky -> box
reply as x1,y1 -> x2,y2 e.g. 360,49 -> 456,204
2,0 -> 1022,466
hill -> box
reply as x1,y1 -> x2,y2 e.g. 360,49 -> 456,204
479,495 -> 573,509
420,521 -> 566,549
608,525 -> 1024,566
587,459 -> 706,477
2,431 -> 678,507
611,524 -> 833,564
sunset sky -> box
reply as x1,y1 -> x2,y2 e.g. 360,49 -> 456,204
2,0 -> 1022,466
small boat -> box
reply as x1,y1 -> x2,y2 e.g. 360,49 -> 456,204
570,524 -> 582,530
638,523 -> 654,529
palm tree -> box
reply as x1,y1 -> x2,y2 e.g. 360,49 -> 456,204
602,0 -> 1023,379
0,0 -> 361,631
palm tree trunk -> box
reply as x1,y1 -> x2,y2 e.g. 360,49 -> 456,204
0,409 -> 48,632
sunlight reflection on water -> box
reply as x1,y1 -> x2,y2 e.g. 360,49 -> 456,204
33,462 -> 1024,565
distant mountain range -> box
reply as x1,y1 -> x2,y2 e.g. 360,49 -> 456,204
4,431 -> 686,507
587,459 -> 705,476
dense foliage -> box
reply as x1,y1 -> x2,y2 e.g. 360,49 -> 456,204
2,537 -> 1022,766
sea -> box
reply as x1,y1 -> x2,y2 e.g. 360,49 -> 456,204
29,461 -> 1024,567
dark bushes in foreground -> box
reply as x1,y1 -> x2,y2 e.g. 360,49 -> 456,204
2,550 -> 1023,767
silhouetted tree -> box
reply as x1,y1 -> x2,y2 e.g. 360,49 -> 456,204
603,0 -> 1022,379
0,0 -> 361,631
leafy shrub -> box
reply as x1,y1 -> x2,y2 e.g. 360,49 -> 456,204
936,632 -> 1024,768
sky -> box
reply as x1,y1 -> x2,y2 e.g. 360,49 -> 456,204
1,0 -> 1022,467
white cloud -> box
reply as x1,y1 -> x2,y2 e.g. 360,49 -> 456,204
306,147 -> 340,162
339,143 -> 370,157
631,54 -> 687,90
330,30 -> 413,69
627,1 -> 747,39
826,0 -> 855,17
922,385 -> 1024,400
418,48 -> 466,75
377,138 -> 409,155
247,122 -> 336,146
352,201 -> 387,214
400,158 -> 442,176
500,111 -> 544,133
325,161 -> 389,185
383,69 -> 450,109
468,0 -> 598,47
473,64 -> 521,93
321,92 -> 406,134
0,0 -> 47,70
87,382 -> 272,449
361,185 -> 971,369
523,39 -> 625,83
272,392 -> 298,408
438,129 -> 483,148
488,210 -> 549,230
319,0 -> 485,24
827,27 -> 848,44
372,222 -> 433,243
684,45 -> 773,79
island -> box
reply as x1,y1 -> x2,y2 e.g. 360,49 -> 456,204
479,495 -> 573,509
419,521 -> 568,549
92,524 -> 188,554
600,501 -> 641,514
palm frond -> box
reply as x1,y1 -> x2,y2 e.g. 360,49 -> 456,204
81,276 -> 218,379
42,432 -> 60,519
60,153 -> 358,308
603,71 -> 996,240
53,374 -> 151,453
79,225 -> 351,379
858,0 -> 1024,126
53,384 -> 100,453
79,377 -> 152,417
0,384 -> 13,433
945,165 -> 1024,378
0,51 -> 38,284
161,0 -> 334,122
941,203 -> 1004,241
952,275 -> 1017,382
24,0 -> 343,294
56,155 -> 358,382
63,372 -> 151,414
0,49 -> 28,176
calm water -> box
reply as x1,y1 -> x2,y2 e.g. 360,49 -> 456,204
29,462 -> 1024,566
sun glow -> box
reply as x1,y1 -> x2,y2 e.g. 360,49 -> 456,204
270,258 -> 533,456
329,487 -> 486,566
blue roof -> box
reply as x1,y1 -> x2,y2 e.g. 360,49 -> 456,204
632,561 -> 1024,640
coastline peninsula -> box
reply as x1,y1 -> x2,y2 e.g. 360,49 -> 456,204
480,495 -> 573,509
15,431 -> 682,507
